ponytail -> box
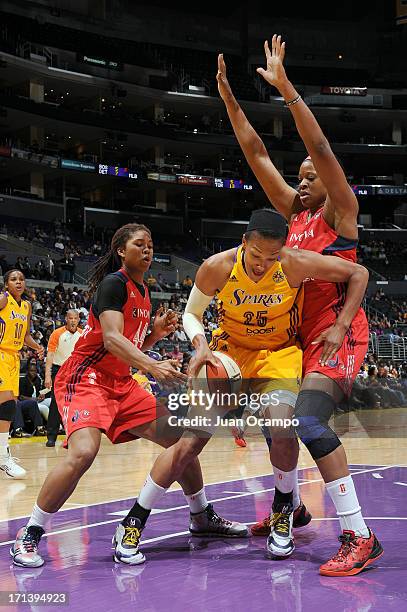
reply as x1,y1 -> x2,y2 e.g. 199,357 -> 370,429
88,223 -> 151,295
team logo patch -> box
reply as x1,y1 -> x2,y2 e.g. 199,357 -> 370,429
327,356 -> 340,369
72,410 -> 80,423
272,270 -> 285,283
71,409 -> 91,423
87,372 -> 97,385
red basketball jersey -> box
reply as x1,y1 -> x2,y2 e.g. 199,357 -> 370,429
286,207 -> 358,344
72,268 -> 151,377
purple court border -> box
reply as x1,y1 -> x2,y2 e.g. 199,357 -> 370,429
1,464 -> 406,611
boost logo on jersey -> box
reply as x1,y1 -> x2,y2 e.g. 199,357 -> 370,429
246,327 -> 274,336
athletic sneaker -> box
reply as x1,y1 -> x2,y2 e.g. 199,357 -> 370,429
12,428 -> 31,438
234,436 -> 247,448
0,448 -> 27,479
231,426 -> 247,448
190,503 -> 248,537
319,529 -> 383,577
112,517 -> 146,565
10,526 -> 44,567
251,501 -> 312,536
266,503 -> 295,558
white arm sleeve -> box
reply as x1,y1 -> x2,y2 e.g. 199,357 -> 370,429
182,284 -> 214,343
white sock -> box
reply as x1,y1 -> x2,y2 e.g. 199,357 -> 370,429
138,474 -> 167,510
326,475 -> 369,538
292,466 -> 301,509
273,466 -> 297,497
0,432 -> 9,455
27,504 -> 54,530
185,487 -> 208,514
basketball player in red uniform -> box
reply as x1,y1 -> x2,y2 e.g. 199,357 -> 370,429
217,36 -> 383,576
11,223 -> 245,568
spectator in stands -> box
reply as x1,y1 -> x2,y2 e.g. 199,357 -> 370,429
174,323 -> 188,343
12,363 -> 46,437
157,273 -> 170,290
182,275 -> 193,293
377,365 -> 406,406
147,272 -> 158,290
92,240 -> 103,256
59,255 -> 75,283
22,257 -> 31,277
158,346 -> 169,360
358,365 -> 368,380
33,330 -> 46,348
0,255 -> 9,276
168,342 -> 183,364
15,256 -> 24,271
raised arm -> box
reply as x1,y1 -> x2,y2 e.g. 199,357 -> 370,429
281,247 -> 369,365
257,36 -> 358,229
217,54 -> 300,220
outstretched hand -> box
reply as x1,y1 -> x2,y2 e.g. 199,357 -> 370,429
256,34 -> 288,90
152,307 -> 178,339
216,54 -> 234,102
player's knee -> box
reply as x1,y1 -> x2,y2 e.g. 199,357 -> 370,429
0,399 -> 16,422
173,435 -> 205,465
294,390 -> 341,460
69,445 -> 98,473
262,401 -> 296,441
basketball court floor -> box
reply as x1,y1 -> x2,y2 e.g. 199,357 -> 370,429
1,408 -> 406,611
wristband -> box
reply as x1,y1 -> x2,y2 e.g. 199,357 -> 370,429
285,94 -> 302,107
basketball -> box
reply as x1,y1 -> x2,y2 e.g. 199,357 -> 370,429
195,351 -> 242,396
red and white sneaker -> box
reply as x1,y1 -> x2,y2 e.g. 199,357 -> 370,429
251,502 -> 312,536
10,526 -> 45,568
231,427 -> 247,448
319,529 -> 383,577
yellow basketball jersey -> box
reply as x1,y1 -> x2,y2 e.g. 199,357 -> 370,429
211,246 -> 303,350
0,295 -> 30,352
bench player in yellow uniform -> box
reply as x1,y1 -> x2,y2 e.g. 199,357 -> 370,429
111,208 -> 368,563
0,270 -> 44,478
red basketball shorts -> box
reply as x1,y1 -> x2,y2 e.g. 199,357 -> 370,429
55,356 -> 161,444
301,309 -> 369,397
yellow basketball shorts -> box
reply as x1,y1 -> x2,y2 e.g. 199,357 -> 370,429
0,350 -> 20,396
212,339 -> 303,399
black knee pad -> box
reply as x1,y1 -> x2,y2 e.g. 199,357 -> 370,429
294,390 -> 341,460
0,399 -> 16,422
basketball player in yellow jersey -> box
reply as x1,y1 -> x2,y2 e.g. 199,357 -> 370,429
121,209 -> 368,563
0,270 -> 44,478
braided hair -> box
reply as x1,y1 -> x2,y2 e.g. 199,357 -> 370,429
88,223 -> 151,295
